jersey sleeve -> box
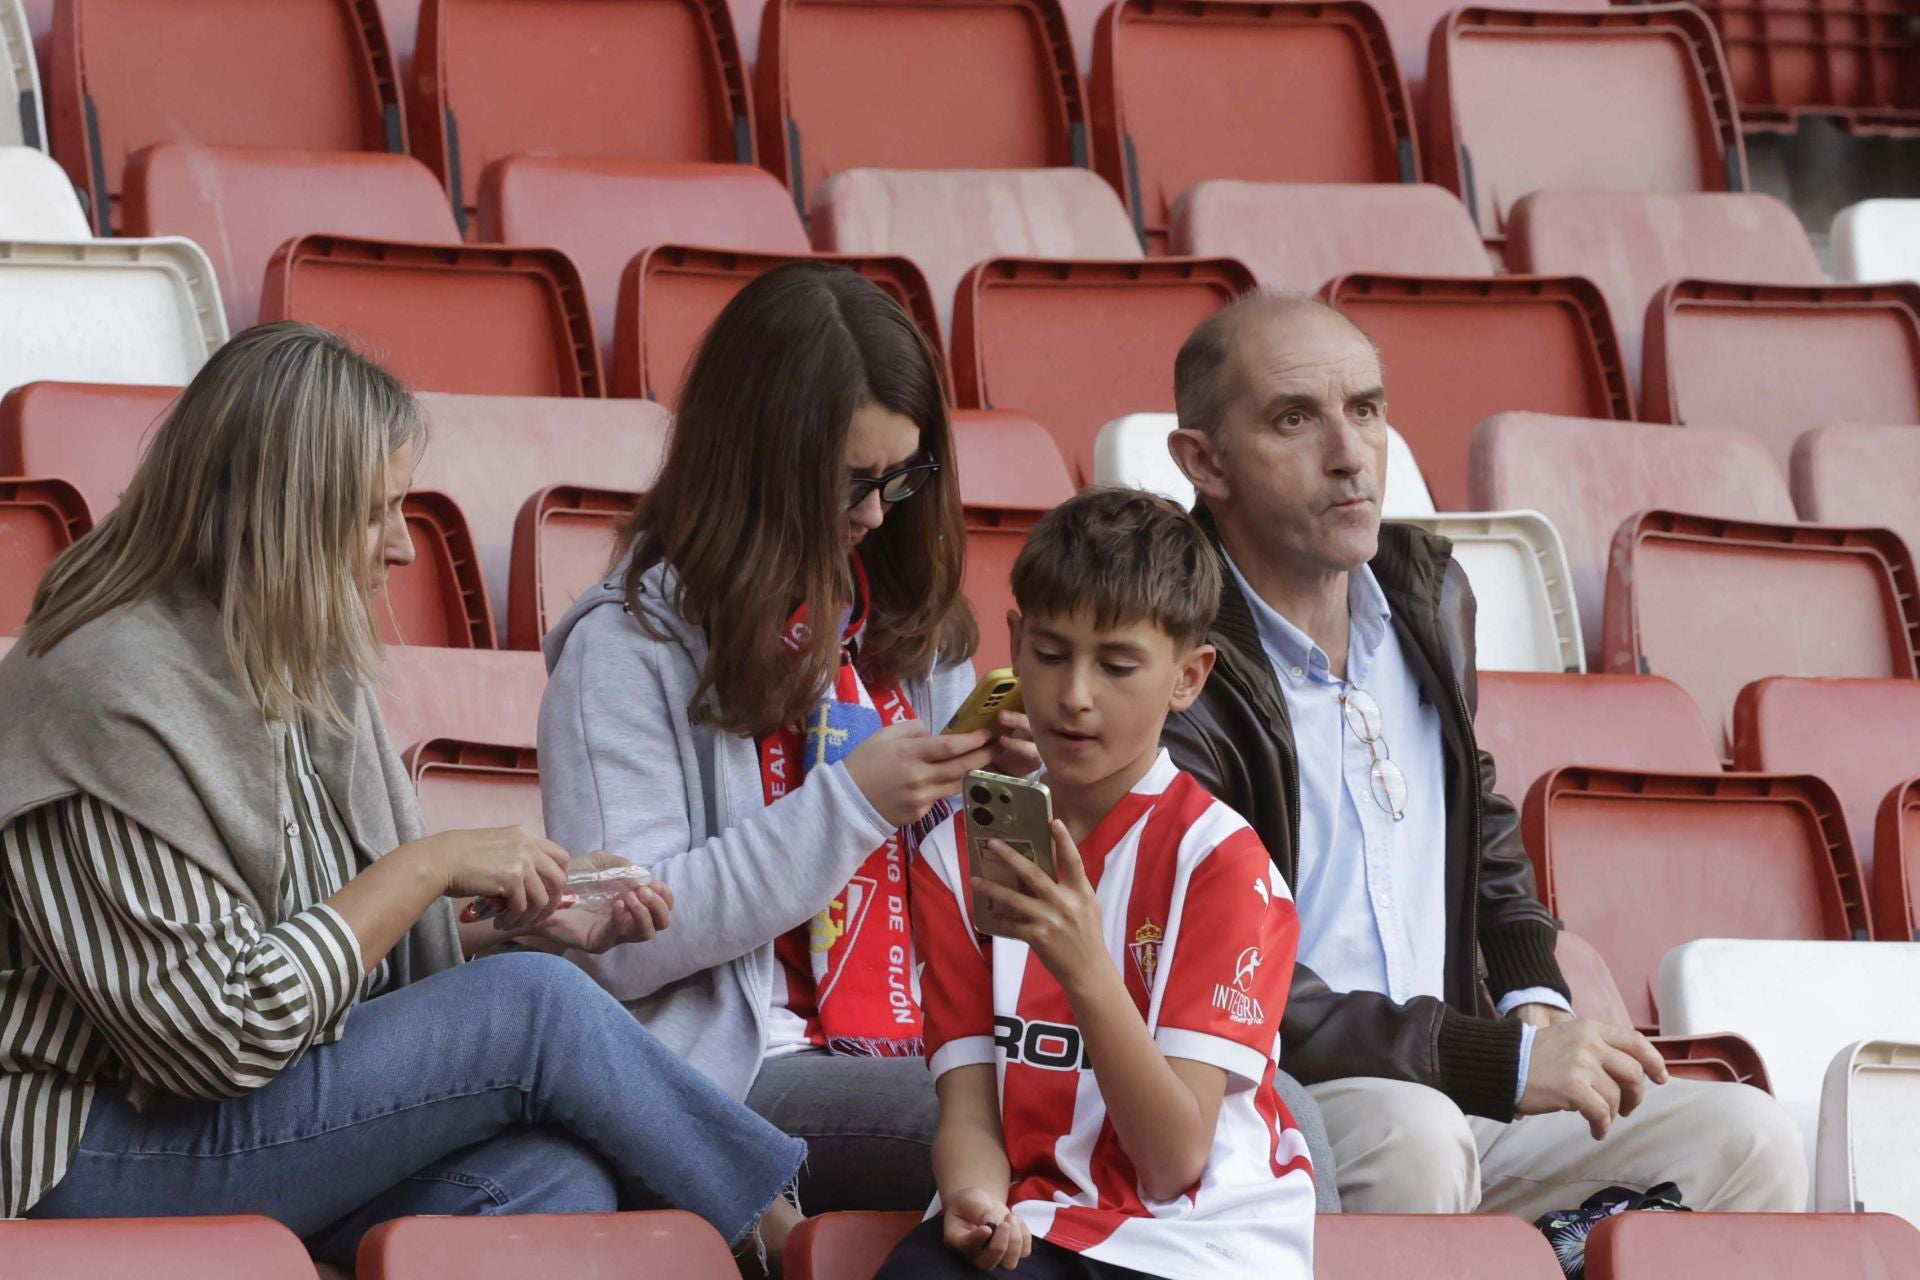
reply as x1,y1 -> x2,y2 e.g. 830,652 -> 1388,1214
1152,823 -> 1298,1085
912,817 -> 996,1080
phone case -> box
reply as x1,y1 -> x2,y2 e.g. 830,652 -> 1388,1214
943,669 -> 1023,735
964,769 -> 1054,937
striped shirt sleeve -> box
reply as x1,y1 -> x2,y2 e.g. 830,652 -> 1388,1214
1,797 -> 365,1101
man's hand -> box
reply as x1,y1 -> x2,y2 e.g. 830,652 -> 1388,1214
1509,1002 -> 1577,1029
972,821 -> 1109,993
1518,1018 -> 1670,1140
943,1188 -> 1031,1271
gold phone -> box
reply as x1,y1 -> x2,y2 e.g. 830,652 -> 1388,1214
965,769 -> 1055,937
943,669 -> 1023,736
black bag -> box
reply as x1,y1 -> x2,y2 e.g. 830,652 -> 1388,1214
1534,1182 -> 1691,1278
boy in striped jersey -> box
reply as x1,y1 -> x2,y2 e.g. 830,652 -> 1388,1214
880,488 -> 1315,1280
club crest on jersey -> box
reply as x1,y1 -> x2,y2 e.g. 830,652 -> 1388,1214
1212,946 -> 1266,1026
1129,919 -> 1163,988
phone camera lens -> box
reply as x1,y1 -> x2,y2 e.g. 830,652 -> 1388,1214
999,792 -> 1012,805
992,683 -> 1015,695
968,785 -> 991,804
971,807 -> 995,827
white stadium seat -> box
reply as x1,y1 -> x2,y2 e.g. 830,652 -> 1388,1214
1831,200 -> 1920,284
0,0 -> 44,151
1817,1040 -> 1920,1224
0,147 -> 89,238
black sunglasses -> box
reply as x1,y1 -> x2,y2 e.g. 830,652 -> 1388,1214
847,460 -> 941,511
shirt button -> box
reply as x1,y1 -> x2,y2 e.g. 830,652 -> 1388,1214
1377,891 -> 1393,908
1290,665 -> 1305,678
284,821 -> 299,838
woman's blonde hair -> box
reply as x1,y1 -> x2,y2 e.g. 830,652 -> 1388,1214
23,322 -> 424,724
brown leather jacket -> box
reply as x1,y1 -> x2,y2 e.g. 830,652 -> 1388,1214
1162,516 -> 1568,1120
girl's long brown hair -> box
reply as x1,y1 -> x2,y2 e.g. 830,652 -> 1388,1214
620,262 -> 976,736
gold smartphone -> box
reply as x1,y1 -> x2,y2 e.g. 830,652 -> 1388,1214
942,669 -> 1023,736
964,769 -> 1055,937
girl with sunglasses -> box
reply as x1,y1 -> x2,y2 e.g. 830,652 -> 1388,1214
538,263 -> 1036,1221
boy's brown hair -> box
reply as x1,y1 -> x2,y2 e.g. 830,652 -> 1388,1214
1011,486 -> 1221,650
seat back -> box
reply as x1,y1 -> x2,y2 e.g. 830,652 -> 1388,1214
1878,780 -> 1920,942
0,1215 -> 320,1279
1817,1041 -> 1920,1220
0,145 -> 85,236
1602,512 -> 1920,760
0,476 -> 89,633
1527,767 -> 1868,1030
1476,672 -> 1718,807
124,145 -> 460,333
1792,424 -> 1920,570
357,1209 -> 736,1280
260,235 -> 602,396
1471,413 -> 1797,671
1586,1211 -> 1920,1280
1173,181 -> 1486,292
786,1212 -> 921,1280
379,490 -> 494,649
47,0 -> 404,233
1687,0 -> 1920,131
0,380 -> 176,517
1642,281 -> 1920,471
412,0 -> 754,234
1390,511 -> 1583,672
1425,6 -> 1746,246
378,646 -> 548,751
756,0 -> 1084,209
954,409 -> 1073,672
952,256 -> 1254,485
1832,199 -> 1920,285
404,739 -> 542,834
1327,275 -> 1633,512
1090,0 -> 1416,253
508,484 -> 637,650
811,168 -> 1141,339
1314,1213 -> 1565,1280
1,0 -> 44,150
0,239 -> 227,396
1508,192 -> 1822,391
612,246 -> 944,405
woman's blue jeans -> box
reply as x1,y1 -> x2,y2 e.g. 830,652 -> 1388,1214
28,952 -> 806,1264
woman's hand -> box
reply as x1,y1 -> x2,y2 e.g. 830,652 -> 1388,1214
943,1188 -> 1031,1271
986,710 -> 1041,777
515,853 -> 675,954
844,722 -> 996,828
405,826 -> 571,934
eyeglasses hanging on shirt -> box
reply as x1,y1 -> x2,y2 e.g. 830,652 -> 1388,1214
1340,687 -> 1409,822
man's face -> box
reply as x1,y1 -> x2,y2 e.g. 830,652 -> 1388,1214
1193,308 -> 1390,576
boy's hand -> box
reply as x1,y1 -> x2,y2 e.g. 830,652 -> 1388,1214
974,820 -> 1108,993
944,1188 -> 1032,1271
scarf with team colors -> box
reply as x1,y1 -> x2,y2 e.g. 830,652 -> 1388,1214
760,554 -> 931,1057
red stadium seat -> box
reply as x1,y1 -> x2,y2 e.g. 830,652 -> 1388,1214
411,0 -> 755,235
124,145 -> 461,333
612,247 -> 944,405
1368,0 -> 1595,109
508,484 -> 636,651
1325,275 -> 1633,513
1091,0 -> 1417,254
1470,413 -> 1796,670
404,739 -> 542,835
1507,192 -> 1822,393
785,1212 -> 920,1280
1425,6 -> 1747,247
374,0 -> 419,87
955,409 -> 1073,673
357,1210 -> 736,1280
260,235 -> 603,397
1792,425 -> 1920,566
1642,281 -> 1920,471
380,490 -> 495,649
1877,778 -> 1920,941
1602,512 -> 1920,760
1524,766 -> 1869,1029
952,256 -> 1255,485
755,0 -> 1084,209
479,157 -> 808,372
0,381 -> 175,518
378,645 -> 548,751
1583,1212 -> 1920,1280
1476,671 -> 1719,807
0,476 -> 89,634
1686,0 -> 1920,134
47,0 -> 406,234
0,1214 -> 320,1279
1314,1212 -> 1563,1280
1172,181 -> 1487,292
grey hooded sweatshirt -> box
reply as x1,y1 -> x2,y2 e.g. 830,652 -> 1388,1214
538,558 -> 975,1100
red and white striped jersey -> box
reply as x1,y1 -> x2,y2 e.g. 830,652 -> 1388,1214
913,751 -> 1315,1280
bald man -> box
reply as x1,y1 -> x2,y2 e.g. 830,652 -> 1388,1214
1159,295 -> 1806,1217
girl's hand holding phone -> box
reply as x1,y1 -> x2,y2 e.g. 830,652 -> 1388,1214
986,709 -> 1041,777
846,722 -> 995,827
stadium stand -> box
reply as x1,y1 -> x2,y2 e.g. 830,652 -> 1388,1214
1088,0 -> 1417,254
1792,425 -> 1920,569
951,256 -> 1254,484
0,238 -> 228,396
0,381 -> 172,516
954,409 -> 1074,673
1584,1212 -> 1920,1280
377,645 -> 548,752
508,483 -> 635,650
258,235 -> 603,397
613,246 -> 943,404
785,1212 -> 919,1280
1685,0 -> 1920,135
755,0 -> 1084,212
1314,1213 -> 1565,1280
357,1210 -> 737,1280
1640,281 -> 1920,471
0,145 -> 86,237
479,157 -> 808,372
0,476 -> 89,634
404,739 -> 542,835
1424,6 -> 1747,248
0,1214 -> 321,1279
123,145 -> 462,334
46,0 -> 407,234
1325,275 -> 1633,512
1524,766 -> 1870,1030
380,490 -> 495,649
1470,413 -> 1798,672
1879,779 -> 1920,942
1831,199 -> 1920,283
410,0 -> 756,235
1,0 -> 43,150
1476,672 -> 1720,807
1171,181 -> 1488,292
1507,192 -> 1823,392
1601,512 -> 1920,759
810,168 -> 1141,339
1816,1040 -> 1920,1220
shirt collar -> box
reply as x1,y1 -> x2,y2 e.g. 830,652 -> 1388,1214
1222,553 -> 1394,686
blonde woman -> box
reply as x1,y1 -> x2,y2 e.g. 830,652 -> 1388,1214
0,324 -> 803,1265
